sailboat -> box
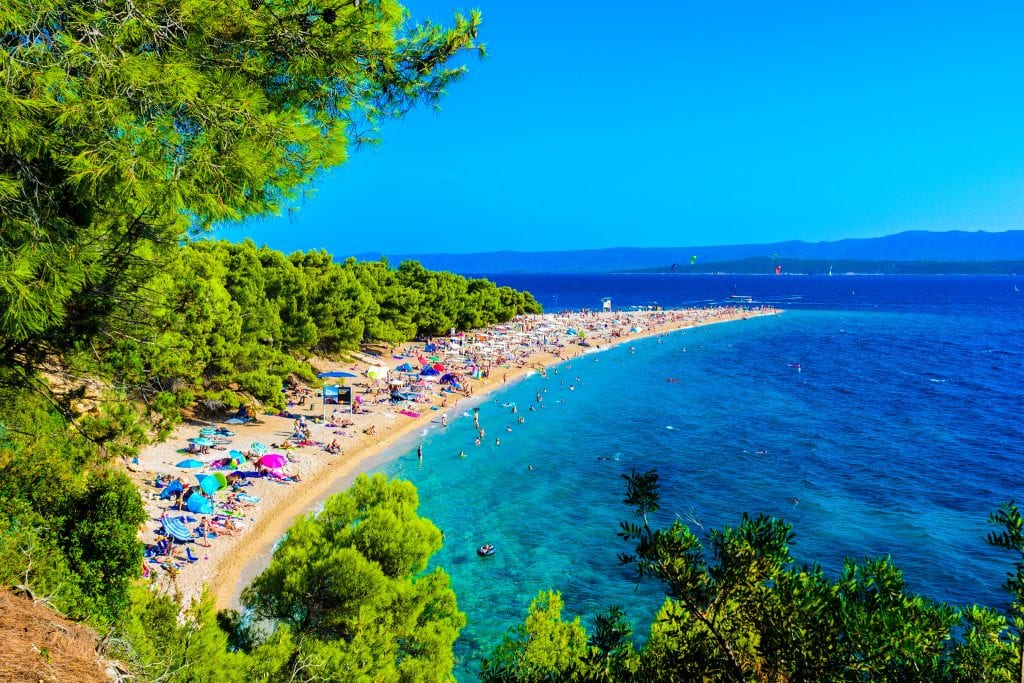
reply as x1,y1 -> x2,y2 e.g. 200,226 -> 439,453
828,265 -> 833,277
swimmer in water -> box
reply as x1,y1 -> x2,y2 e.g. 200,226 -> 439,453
792,497 -> 799,505
528,465 -> 535,471
495,438 -> 501,446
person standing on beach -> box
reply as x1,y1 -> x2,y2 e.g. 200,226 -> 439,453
198,517 -> 210,547
441,413 -> 448,428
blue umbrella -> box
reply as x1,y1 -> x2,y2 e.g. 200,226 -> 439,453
159,480 -> 183,500
176,458 -> 204,468
196,475 -> 221,495
191,437 -> 214,447
318,371 -> 358,378
186,493 -> 213,515
161,516 -> 192,543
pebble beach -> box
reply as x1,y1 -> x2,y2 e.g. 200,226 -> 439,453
128,306 -> 777,609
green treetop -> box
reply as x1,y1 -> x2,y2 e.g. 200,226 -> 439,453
0,0 -> 483,393
239,473 -> 465,681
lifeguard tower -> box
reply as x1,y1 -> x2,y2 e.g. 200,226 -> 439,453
601,297 -> 612,311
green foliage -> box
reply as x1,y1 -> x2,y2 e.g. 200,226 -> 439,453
987,501 -> 1024,683
60,469 -> 147,620
480,590 -> 589,682
0,384 -> 145,622
111,586 -> 251,683
88,240 -> 542,419
241,473 -> 465,682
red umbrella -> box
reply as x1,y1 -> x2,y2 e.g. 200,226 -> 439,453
259,453 -> 287,469
432,363 -> 445,371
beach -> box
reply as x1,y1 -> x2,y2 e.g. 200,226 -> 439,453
128,306 -> 779,610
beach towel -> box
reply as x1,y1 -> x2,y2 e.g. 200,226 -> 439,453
400,409 -> 421,418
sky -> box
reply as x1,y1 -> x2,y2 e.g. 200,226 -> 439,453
221,0 -> 1024,256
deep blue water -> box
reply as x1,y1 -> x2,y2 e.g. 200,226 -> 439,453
373,275 -> 1024,680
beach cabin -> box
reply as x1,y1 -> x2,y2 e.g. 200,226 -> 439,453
601,297 -> 612,311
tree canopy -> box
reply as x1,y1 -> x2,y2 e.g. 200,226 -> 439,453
239,473 -> 464,682
0,0 -> 486,409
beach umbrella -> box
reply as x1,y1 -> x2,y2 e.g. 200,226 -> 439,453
250,442 -> 269,455
212,472 -> 228,489
190,437 -> 214,447
186,493 -> 214,515
176,458 -> 204,468
196,475 -> 221,495
199,427 -> 218,436
432,363 -> 445,371
318,370 -> 357,379
259,453 -> 287,469
161,516 -> 192,543
159,480 -> 183,500
367,366 -> 388,380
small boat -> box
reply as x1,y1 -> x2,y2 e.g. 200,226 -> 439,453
729,294 -> 753,303
477,544 -> 495,557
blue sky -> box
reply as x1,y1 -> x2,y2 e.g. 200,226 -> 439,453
221,0 -> 1024,256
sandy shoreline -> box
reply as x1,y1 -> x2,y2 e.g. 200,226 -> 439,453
128,307 -> 780,610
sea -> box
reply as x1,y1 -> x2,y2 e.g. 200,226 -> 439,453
371,274 -> 1024,680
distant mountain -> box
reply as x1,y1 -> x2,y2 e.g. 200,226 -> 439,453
633,257 -> 1024,276
352,230 -> 1024,274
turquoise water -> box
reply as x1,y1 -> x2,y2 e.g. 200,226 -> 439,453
374,279 -> 1024,680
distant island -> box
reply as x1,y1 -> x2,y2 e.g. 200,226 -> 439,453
354,229 -> 1024,274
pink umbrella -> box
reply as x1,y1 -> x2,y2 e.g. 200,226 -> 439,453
259,453 -> 287,469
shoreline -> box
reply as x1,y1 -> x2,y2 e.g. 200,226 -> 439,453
129,307 -> 780,610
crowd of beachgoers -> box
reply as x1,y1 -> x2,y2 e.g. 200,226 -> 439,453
128,305 -> 779,607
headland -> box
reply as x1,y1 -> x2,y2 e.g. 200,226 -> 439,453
128,306 -> 779,610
